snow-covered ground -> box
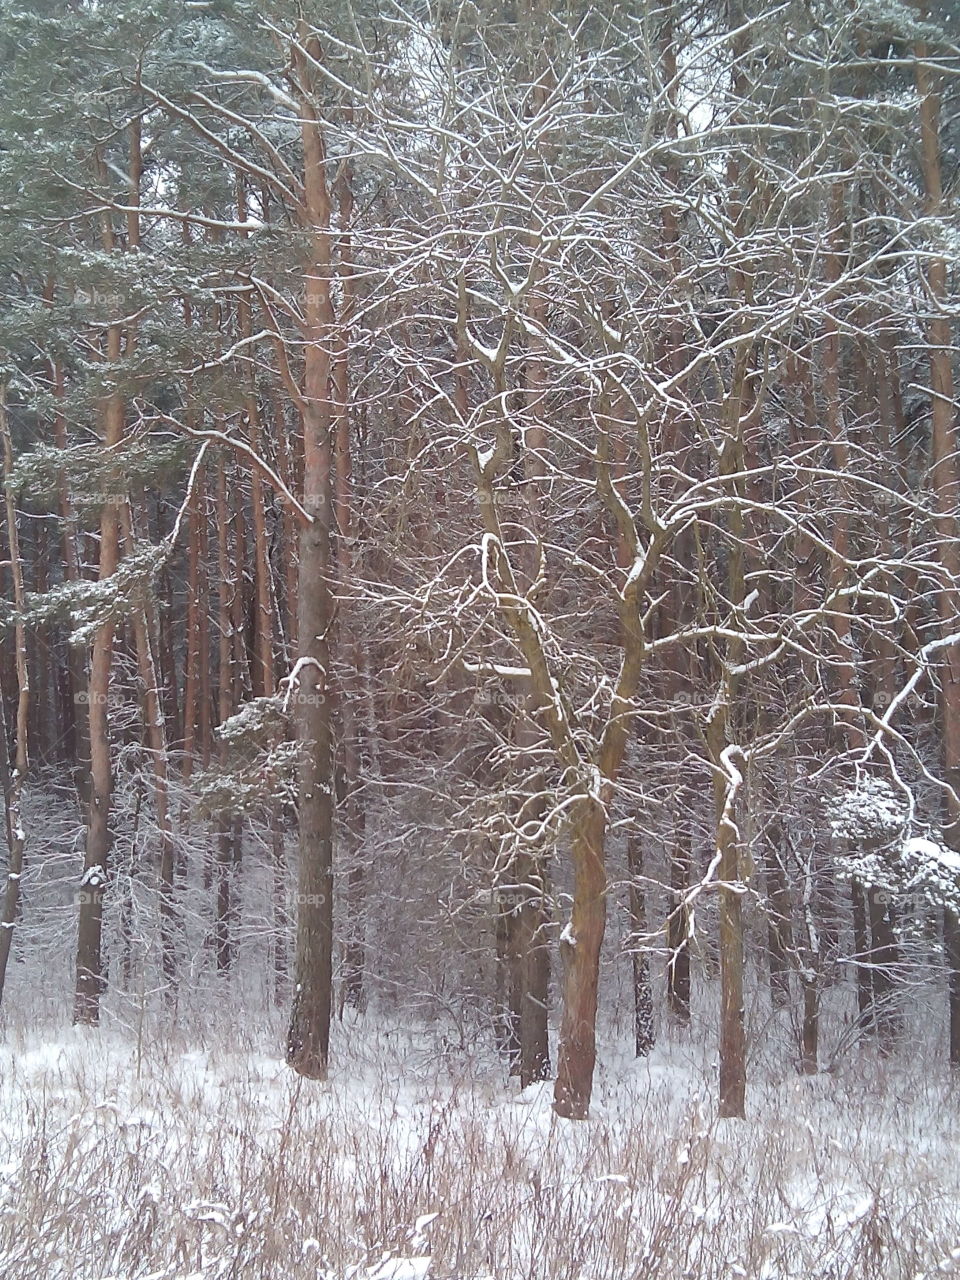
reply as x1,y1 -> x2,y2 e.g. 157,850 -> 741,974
0,805 -> 956,1278
0,1002 -> 957,1280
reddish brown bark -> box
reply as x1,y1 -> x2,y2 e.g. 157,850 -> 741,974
74,144 -> 128,1024
214,454 -> 241,971
121,500 -> 178,991
332,163 -> 366,1014
74,317 -> 123,1025
916,36 -> 960,1066
286,28 -> 336,1079
0,380 -> 29,1005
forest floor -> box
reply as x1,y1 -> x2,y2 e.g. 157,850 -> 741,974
0,993 -> 958,1280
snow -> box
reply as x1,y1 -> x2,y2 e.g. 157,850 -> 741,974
827,776 -> 906,843
476,444 -> 495,472
903,835 -> 960,874
0,1016 -> 951,1278
365,1258 -> 431,1280
465,329 -> 503,367
186,63 -> 298,113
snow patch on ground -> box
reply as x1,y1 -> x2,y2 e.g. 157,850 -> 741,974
0,1012 -> 956,1278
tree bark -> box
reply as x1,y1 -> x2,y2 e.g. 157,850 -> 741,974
214,455 -> 240,971
715,752 -> 747,1115
48,338 -> 90,807
799,978 -> 819,1075
120,500 -> 177,993
286,29 -> 336,1079
508,197 -> 553,1089
237,175 -> 287,999
946,907 -> 960,1066
74,319 -> 123,1025
0,380 -> 29,1005
627,832 -> 654,1056
867,887 -> 902,1055
74,153 -> 126,1024
495,895 -> 521,1064
332,162 -> 366,1014
764,836 -> 792,1011
554,798 -> 607,1119
666,821 -> 692,1023
181,462 -> 205,777
916,32 -> 960,1065
851,878 -> 874,1029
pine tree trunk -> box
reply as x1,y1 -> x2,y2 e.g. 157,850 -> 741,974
51,338 -> 90,807
181,462 -> 205,774
74,324 -> 122,1025
332,163 -> 367,1013
121,501 -> 177,993
74,154 -> 128,1026
214,455 -> 238,972
286,33 -> 336,1079
237,176 -> 287,998
0,381 -> 29,1005
119,787 -> 143,992
28,524 -> 49,764
945,907 -> 960,1066
273,393 -> 300,655
916,35 -> 960,1063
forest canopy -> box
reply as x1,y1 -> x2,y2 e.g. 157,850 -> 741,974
1,0 -> 960,1135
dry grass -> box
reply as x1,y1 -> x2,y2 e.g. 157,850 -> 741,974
0,1004 -> 957,1280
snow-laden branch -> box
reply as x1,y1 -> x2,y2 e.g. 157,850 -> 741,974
187,62 -> 299,113
147,410 -> 313,528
